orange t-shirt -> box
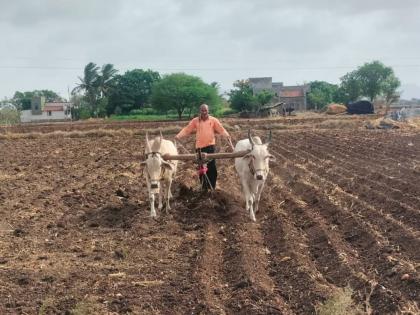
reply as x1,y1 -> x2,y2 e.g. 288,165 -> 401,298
176,116 -> 230,149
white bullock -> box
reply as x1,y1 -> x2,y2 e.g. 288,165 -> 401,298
140,133 -> 178,218
234,130 -> 275,221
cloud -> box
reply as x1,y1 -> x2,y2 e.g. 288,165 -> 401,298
1,0 -> 420,99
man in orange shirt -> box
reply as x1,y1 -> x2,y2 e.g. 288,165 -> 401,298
175,104 -> 232,190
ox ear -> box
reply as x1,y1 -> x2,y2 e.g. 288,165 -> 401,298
162,160 -> 174,171
140,160 -> 147,166
267,154 -> 276,162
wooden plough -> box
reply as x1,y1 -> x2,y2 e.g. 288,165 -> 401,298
162,150 -> 250,161
162,149 -> 250,191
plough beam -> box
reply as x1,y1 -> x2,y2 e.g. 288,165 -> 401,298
162,150 -> 250,161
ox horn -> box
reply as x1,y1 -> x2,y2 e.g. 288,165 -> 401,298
156,133 -> 162,151
145,132 -> 152,153
265,130 -> 272,145
248,129 -> 255,148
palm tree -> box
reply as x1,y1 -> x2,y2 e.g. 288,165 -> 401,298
72,62 -> 100,111
98,64 -> 118,97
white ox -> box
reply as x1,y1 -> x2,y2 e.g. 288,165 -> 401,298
234,131 -> 275,221
140,133 -> 178,218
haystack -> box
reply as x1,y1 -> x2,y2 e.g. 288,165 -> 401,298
365,118 -> 419,130
325,103 -> 347,115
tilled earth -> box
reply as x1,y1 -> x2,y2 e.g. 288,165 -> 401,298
0,123 -> 419,314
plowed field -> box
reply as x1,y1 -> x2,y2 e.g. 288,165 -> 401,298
0,119 -> 419,314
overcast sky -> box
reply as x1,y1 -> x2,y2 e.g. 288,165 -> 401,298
1,0 -> 420,100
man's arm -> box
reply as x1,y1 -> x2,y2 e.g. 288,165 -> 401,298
213,118 -> 234,150
175,118 -> 197,140
213,118 -> 230,138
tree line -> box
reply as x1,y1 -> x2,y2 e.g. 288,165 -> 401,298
69,63 -> 222,119
6,60 -> 401,120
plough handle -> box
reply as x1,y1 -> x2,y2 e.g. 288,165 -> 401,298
162,150 -> 250,161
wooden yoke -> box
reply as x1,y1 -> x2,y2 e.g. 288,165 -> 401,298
162,150 -> 250,161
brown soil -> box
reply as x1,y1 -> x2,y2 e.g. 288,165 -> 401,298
0,119 -> 418,314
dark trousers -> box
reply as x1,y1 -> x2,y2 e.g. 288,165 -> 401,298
197,145 -> 217,190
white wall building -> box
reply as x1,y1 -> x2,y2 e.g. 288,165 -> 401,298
20,97 -> 72,123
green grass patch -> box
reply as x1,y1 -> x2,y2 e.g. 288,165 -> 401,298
109,114 -> 180,121
316,287 -> 364,315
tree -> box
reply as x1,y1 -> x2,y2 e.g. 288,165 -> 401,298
339,61 -> 400,104
382,73 -> 401,114
228,80 -> 256,112
338,71 -> 363,104
98,64 -> 118,98
72,62 -> 100,114
0,108 -> 20,125
72,62 -> 119,117
151,73 -> 220,119
307,81 -> 339,110
357,61 -> 396,102
12,91 -> 32,110
255,90 -> 275,112
107,69 -> 161,115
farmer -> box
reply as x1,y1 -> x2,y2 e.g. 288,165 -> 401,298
175,104 -> 233,190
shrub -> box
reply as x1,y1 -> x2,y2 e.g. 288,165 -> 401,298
316,287 -> 364,315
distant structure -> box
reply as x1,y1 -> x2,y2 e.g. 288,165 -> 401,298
20,96 -> 72,123
248,77 -> 310,111
391,98 -> 420,110
0,103 -> 17,111
389,98 -> 420,120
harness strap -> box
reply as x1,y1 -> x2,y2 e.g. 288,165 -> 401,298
248,160 -> 267,177
248,159 -> 255,176
145,151 -> 161,157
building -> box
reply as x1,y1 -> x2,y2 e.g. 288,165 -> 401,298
248,77 -> 310,111
20,96 -> 72,123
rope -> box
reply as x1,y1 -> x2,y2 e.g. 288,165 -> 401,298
202,172 -> 214,191
175,139 -> 192,155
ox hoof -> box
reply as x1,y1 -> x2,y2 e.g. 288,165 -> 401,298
250,212 -> 256,222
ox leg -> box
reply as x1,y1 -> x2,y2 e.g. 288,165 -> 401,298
165,179 -> 173,213
254,181 -> 265,214
158,183 -> 164,211
240,179 -> 250,211
241,179 -> 256,221
149,193 -> 156,218
146,177 -> 157,218
249,196 -> 256,222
